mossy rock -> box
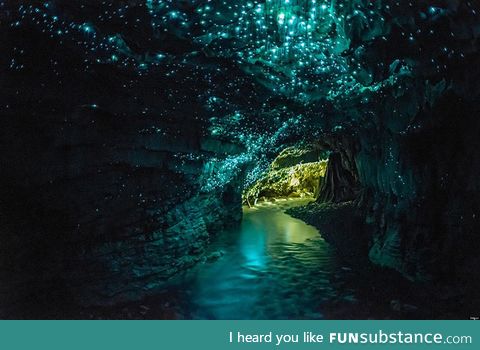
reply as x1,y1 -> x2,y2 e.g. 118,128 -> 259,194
243,160 -> 327,205
270,145 -> 326,170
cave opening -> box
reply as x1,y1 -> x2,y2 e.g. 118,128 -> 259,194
242,144 -> 330,207
241,138 -> 363,209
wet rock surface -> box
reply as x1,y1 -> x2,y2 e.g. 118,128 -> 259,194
243,145 -> 328,205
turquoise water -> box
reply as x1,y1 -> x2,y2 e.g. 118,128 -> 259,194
170,199 -> 358,319
3,199 -> 449,319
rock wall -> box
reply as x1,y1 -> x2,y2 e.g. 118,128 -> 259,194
316,0 -> 480,281
0,0 -> 308,309
0,101 -> 245,306
317,152 -> 358,203
243,145 -> 328,205
356,95 -> 480,280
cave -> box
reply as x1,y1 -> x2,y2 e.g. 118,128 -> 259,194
1,0 -> 480,319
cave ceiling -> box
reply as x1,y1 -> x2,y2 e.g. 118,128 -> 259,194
5,0 -> 479,188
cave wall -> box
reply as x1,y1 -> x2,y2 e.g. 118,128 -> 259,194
1,0 -> 309,307
0,102 -> 246,306
0,3 -> 253,306
322,0 -> 480,280
243,145 -> 328,204
355,95 -> 480,280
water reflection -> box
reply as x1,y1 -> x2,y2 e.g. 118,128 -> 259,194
170,198 -> 358,319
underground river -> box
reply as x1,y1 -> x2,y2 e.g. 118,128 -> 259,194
14,199 -> 465,319
166,198 -> 362,319
159,199 -> 462,320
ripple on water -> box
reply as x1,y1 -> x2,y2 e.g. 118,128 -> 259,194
170,199 -> 351,319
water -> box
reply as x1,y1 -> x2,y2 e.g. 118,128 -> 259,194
169,198 -> 359,319
3,199 -> 467,319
